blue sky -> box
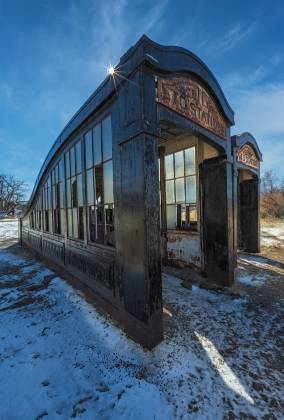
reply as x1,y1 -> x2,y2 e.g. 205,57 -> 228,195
0,0 -> 284,196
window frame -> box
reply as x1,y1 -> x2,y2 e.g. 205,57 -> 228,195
164,146 -> 198,232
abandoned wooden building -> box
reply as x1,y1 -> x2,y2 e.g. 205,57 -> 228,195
20,36 -> 262,348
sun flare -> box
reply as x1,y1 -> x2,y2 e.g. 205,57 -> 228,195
108,65 -> 115,76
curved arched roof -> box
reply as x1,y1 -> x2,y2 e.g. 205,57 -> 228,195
232,132 -> 262,161
25,34 -> 235,214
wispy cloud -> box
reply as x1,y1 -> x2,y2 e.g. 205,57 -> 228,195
230,82 -> 284,178
202,21 -> 258,57
222,55 -> 283,92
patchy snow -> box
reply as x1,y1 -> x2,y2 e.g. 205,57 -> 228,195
0,220 -> 283,419
238,274 -> 266,286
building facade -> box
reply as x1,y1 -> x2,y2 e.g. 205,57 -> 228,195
20,36 -> 262,348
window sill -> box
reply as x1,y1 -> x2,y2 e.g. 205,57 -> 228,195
166,229 -> 199,236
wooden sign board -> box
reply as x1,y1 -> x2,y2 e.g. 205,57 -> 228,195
237,144 -> 260,170
157,77 -> 227,139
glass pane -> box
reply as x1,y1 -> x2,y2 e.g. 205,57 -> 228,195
167,205 -> 176,229
73,208 -> 78,238
78,207 -> 84,240
95,165 -> 103,206
48,188 -> 52,209
185,147 -> 196,176
52,185 -> 56,209
186,176 -> 196,203
76,141 -> 82,173
181,204 -> 187,229
68,209 -> 73,236
59,183 -> 64,208
66,179 -> 71,208
93,124 -> 102,165
96,206 -> 104,243
77,174 -> 83,207
71,178 -> 77,208
48,210 -> 53,233
175,178 -> 185,202
59,159 -> 64,181
65,151 -> 70,179
166,180 -> 175,204
190,205 -> 198,222
165,154 -> 174,179
103,160 -> 114,203
85,130 -> 93,169
70,147 -> 76,176
86,168 -> 94,205
56,165 -> 59,183
175,151 -> 184,178
89,206 -> 96,242
102,115 -> 112,161
60,209 -> 65,233
105,204 -> 114,247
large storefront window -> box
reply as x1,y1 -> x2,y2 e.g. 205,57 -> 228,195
85,115 -> 114,246
65,140 -> 84,240
165,146 -> 197,230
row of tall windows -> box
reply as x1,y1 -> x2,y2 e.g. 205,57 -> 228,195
29,115 -> 114,247
65,140 -> 84,240
85,116 -> 114,246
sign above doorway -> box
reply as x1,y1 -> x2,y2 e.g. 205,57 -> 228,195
157,77 -> 227,140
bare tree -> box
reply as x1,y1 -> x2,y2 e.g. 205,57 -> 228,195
261,170 -> 278,194
0,174 -> 27,213
261,170 -> 284,219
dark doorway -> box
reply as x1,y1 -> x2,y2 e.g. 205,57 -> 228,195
200,155 -> 234,286
238,175 -> 260,253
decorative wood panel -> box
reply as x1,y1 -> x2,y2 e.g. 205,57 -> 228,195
157,77 -> 227,139
237,144 -> 259,169
42,238 -> 64,263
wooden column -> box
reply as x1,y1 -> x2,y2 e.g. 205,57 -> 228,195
159,146 -> 167,264
115,132 -> 163,348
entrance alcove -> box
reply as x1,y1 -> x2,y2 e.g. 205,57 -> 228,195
232,134 -> 262,254
157,119 -> 234,287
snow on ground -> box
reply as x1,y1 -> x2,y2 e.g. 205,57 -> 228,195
261,222 -> 284,248
0,218 -> 19,244
0,220 -> 284,419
